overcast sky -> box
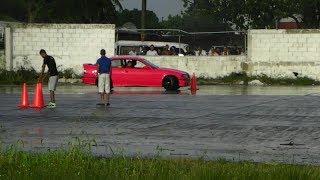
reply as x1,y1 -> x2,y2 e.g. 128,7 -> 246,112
120,0 -> 185,20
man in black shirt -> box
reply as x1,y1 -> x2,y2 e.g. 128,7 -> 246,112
39,49 -> 58,108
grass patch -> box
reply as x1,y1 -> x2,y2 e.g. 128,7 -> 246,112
0,67 -> 81,85
199,72 -> 320,86
0,67 -> 39,85
0,146 -> 319,179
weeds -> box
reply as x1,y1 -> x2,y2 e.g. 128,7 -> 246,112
199,72 -> 320,86
0,67 -> 81,85
0,67 -> 39,85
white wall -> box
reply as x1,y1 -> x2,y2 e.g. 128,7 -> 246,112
144,56 -> 246,78
6,23 -> 115,73
247,29 -> 320,79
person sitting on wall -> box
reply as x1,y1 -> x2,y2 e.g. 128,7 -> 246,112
185,46 -> 195,56
161,45 -> 171,55
222,47 -> 230,56
170,46 -> 178,56
195,47 -> 207,56
146,45 -> 159,56
210,48 -> 220,56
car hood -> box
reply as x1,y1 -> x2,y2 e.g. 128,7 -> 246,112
159,68 -> 188,75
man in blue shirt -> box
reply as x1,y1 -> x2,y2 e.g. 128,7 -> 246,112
96,49 -> 112,106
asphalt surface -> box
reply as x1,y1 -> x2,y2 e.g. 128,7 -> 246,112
1,85 -> 320,164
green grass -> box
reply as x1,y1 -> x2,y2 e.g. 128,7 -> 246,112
0,146 -> 319,180
199,72 -> 320,86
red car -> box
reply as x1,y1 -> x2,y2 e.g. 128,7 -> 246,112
82,56 -> 190,90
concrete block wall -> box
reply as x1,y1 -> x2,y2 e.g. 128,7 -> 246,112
0,50 -> 4,69
6,23 -> 115,73
247,29 -> 320,79
144,55 -> 247,78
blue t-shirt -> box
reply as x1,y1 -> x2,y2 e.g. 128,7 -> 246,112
96,56 -> 112,74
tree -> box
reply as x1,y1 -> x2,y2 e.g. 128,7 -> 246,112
181,0 -> 320,29
163,0 -> 231,31
116,9 -> 161,28
208,0 -> 320,29
0,0 -> 123,23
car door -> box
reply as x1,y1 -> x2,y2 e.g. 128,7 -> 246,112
111,59 -> 129,87
124,59 -> 159,87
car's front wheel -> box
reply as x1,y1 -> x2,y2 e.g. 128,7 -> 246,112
163,76 -> 179,91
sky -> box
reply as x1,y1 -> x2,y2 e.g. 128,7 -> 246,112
120,0 -> 185,20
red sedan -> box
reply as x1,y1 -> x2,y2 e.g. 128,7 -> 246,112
82,56 -> 190,90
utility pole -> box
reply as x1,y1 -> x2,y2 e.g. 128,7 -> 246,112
141,0 -> 146,41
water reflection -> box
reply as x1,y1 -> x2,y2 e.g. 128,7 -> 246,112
1,85 -> 320,96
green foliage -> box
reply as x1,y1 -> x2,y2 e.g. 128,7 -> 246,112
0,0 -> 122,23
116,9 -> 161,29
0,147 -> 320,179
180,0 -> 320,30
59,68 -> 81,79
0,67 -> 81,85
162,0 -> 231,32
0,67 -> 38,85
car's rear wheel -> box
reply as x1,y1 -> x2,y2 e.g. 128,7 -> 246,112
163,76 -> 179,91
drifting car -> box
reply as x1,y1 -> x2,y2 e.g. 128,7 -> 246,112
82,56 -> 190,91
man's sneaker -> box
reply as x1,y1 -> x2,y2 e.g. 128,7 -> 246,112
106,103 -> 110,107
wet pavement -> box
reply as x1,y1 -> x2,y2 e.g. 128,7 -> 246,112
1,85 -> 320,164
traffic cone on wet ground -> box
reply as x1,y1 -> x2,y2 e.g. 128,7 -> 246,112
190,73 -> 198,95
18,83 -> 29,109
31,83 -> 45,109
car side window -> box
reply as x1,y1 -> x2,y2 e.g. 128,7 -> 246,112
112,60 -> 124,68
135,61 -> 146,68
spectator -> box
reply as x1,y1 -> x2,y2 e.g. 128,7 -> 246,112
195,47 -> 207,56
170,46 -> 177,56
210,48 -> 220,56
137,46 -> 147,55
222,47 -> 230,56
237,48 -> 245,55
128,47 -> 137,55
146,45 -> 158,56
161,45 -> 171,55
185,46 -> 195,56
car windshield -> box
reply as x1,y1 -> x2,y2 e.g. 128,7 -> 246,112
140,59 -> 159,69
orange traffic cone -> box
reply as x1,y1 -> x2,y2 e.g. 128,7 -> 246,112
18,83 -> 29,109
190,73 -> 198,95
31,83 -> 45,109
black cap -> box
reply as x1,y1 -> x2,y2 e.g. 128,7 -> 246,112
100,49 -> 106,56
39,49 -> 46,54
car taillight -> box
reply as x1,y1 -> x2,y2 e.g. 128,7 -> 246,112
182,74 -> 190,79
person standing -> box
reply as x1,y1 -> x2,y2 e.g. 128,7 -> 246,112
39,49 -> 58,108
146,45 -> 158,56
96,49 -> 112,106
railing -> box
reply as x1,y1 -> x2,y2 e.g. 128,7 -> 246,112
115,28 -> 247,56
